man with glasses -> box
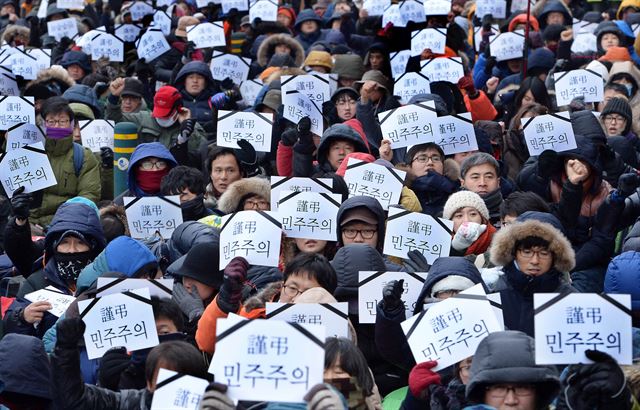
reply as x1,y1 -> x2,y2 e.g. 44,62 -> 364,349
600,97 -> 634,139
330,87 -> 358,122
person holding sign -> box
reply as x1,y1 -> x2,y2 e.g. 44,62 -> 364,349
443,191 -> 496,258
355,70 -> 400,151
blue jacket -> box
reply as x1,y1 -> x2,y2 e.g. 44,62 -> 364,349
0,334 -> 53,400
605,251 -> 640,310
62,84 -> 101,118
174,61 -> 219,124
127,142 -> 178,197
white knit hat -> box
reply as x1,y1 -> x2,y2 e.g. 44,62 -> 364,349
430,275 -> 476,298
442,191 -> 490,221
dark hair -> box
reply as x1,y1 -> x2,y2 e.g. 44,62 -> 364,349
604,82 -> 630,96
509,102 -> 549,130
610,73 -> 638,97
151,297 -> 185,332
500,191 -> 551,219
407,142 -> 445,164
206,145 -> 245,179
324,337 -> 374,396
145,341 -> 208,383
283,252 -> 338,294
514,77 -> 550,110
40,96 -> 74,122
161,165 -> 206,196
515,236 -> 551,252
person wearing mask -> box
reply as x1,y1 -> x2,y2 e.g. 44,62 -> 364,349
443,191 -> 497,258
160,165 -> 212,221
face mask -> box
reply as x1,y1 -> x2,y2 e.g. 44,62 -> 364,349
136,168 -> 169,193
46,125 -> 74,139
625,83 -> 634,97
181,194 -> 206,221
156,112 -> 178,128
55,250 -> 94,283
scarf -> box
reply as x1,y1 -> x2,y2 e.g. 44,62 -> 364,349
465,222 -> 497,256
135,168 -> 169,194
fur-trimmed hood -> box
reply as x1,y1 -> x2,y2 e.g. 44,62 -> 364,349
244,281 -> 282,312
257,33 -> 305,67
217,177 -> 271,214
489,219 -> 576,273
1,24 -> 29,44
25,65 -> 75,95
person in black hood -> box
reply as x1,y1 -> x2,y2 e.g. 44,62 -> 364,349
173,61 -> 220,125
160,165 -> 212,221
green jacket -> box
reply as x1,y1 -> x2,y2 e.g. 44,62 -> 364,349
30,136 -> 101,226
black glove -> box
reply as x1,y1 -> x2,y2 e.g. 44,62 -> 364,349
98,347 -> 130,390
280,128 -> 299,147
58,36 -> 73,51
56,317 -> 86,349
481,13 -> 493,30
537,150 -> 558,180
404,250 -> 431,273
564,350 -> 631,410
618,172 -> 640,197
10,186 -> 32,220
217,257 -> 249,314
381,279 -> 404,313
484,56 -> 497,75
236,139 -> 259,177
183,41 -> 196,60
297,116 -> 311,134
100,147 -> 114,169
135,58 -> 152,80
180,118 -> 195,140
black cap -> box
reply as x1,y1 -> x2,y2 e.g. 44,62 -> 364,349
167,242 -> 223,289
121,78 -> 144,98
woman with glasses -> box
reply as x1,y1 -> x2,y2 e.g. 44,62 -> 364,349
216,177 -> 271,214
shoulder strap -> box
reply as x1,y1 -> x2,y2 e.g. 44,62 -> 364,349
72,143 -> 84,177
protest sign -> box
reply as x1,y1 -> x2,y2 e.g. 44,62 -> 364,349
400,0 -> 426,24
250,0 -> 278,22
128,1 -> 154,21
420,57 -> 465,83
91,32 -> 124,62
0,67 -> 18,95
511,0 -> 534,12
410,28 -> 446,56
209,319 -> 324,402
187,22 -> 226,49
476,0 -> 506,18
0,142 -> 56,197
490,31 -> 525,61
401,284 -> 503,370
0,96 -> 35,130
9,48 -> 40,80
281,74 -> 331,106
152,9 -> 172,36
219,210 -> 282,269
394,71 -> 432,104
344,158 -> 407,210
571,32 -> 597,53
25,286 -> 75,317
554,69 -> 604,106
363,0 -> 391,15
57,0 -> 83,9
282,90 -> 323,136
26,48 -> 52,74
47,17 -> 78,41
434,113 -> 479,155
96,278 -> 173,299
222,0 -> 248,12
522,112 -> 577,156
534,292 -> 632,365
382,4 -> 404,27
267,302 -> 349,338
79,288 -> 159,360
124,196 -> 183,239
378,101 -> 437,148
115,24 -> 142,42
79,120 -> 115,152
5,123 -> 44,151
390,50 -> 412,79
136,28 -> 170,62
474,25 -> 498,52
573,18 -> 597,34
210,51 -> 251,85
239,79 -> 263,106
217,110 -> 273,152
423,0 -> 451,16
383,207 -> 453,263
278,191 -> 342,241
270,177 -> 333,211
151,369 -> 209,410
358,271 -> 428,324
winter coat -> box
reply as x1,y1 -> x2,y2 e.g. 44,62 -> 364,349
216,177 -> 271,214
174,61 -> 219,124
537,0 -> 572,28
604,251 -> 640,311
294,29 -> 331,52
355,95 -> 402,153
23,65 -> 75,101
62,84 -> 102,118
0,333 -> 53,401
399,160 -> 461,217
256,33 -> 305,69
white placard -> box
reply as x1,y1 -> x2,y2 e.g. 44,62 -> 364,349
47,17 -> 78,41
278,191 -> 342,241
390,50 -> 412,79
0,96 -> 35,130
411,28 -> 446,56
382,4 -> 404,27
476,0 -> 506,18
383,207 -> 453,263
401,284 -> 502,370
96,278 -> 174,299
209,319 -> 325,403
0,68 -> 19,96
573,18 -> 597,34
400,0 -> 426,24
128,1 -> 154,21
5,123 -> 44,151
152,10 -> 172,36
79,288 -> 159,360
124,196 -> 183,239
79,119 -> 115,152
534,293 -> 632,365
217,110 -> 273,152
115,24 -> 143,43
571,32 -> 597,54
420,57 -> 464,83
343,158 -> 406,210
358,271 -> 428,324
423,0 -> 451,15
136,28 -> 170,62
75,28 -> 100,55
474,25 -> 498,52
267,302 -> 349,338
487,293 -> 504,329
151,369 -> 209,410
281,74 -> 331,106
57,0 -> 83,9
219,210 -> 282,269
490,31 -> 524,61
0,141 -> 57,197
522,112 -> 577,156
9,49 -> 40,80
435,113 -> 478,155
186,22 -> 226,49
378,101 -> 438,149
554,69 -> 604,106
37,0 -> 48,18
91,33 -> 124,62
210,51 -> 251,85
222,0 -> 248,12
250,0 -> 278,22
511,0 -> 534,12
363,0 -> 391,16
240,79 -> 263,107
26,48 -> 52,74
25,286 -> 75,317
270,176 -> 333,211
394,72 -> 431,104
282,90 -> 324,136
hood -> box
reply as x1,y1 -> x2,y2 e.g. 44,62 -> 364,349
595,21 -> 624,53
217,177 -> 271,214
617,0 -> 640,20
1,24 -> 29,44
556,134 -> 603,178
342,118 -> 371,152
605,251 -> 640,310
24,65 -> 75,97
331,244 -> 387,305
294,9 -> 321,30
174,61 -> 216,91
325,29 -> 346,45
609,61 -> 640,86
413,257 -> 487,315
489,218 -> 575,272
105,236 -> 158,278
336,196 -> 385,249
44,202 -> 106,256
127,142 -> 178,196
527,47 -> 556,73
538,1 -> 572,27
408,93 -> 449,116
508,13 -> 540,32
316,124 -> 370,168
570,110 -> 607,145
62,84 -> 101,118
167,221 -> 220,264
257,33 -> 306,67
76,250 -> 109,295
0,334 -> 52,399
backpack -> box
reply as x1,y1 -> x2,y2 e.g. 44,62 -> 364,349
72,142 -> 84,177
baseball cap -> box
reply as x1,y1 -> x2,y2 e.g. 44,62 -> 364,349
340,207 -> 378,226
153,86 -> 182,118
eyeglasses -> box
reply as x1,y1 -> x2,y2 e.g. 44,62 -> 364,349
603,115 -> 626,124
282,284 -> 304,298
342,228 -> 377,239
244,199 -> 270,210
45,118 -> 71,127
139,160 -> 168,170
412,154 -> 442,164
517,248 -> 552,260
486,384 -> 535,398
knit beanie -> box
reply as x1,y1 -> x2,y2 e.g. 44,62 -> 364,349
542,24 -> 564,42
601,97 -> 632,134
304,50 -> 333,70
442,191 -> 490,221
332,54 -> 364,80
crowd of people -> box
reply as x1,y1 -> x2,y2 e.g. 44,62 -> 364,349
1,0 -> 640,408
